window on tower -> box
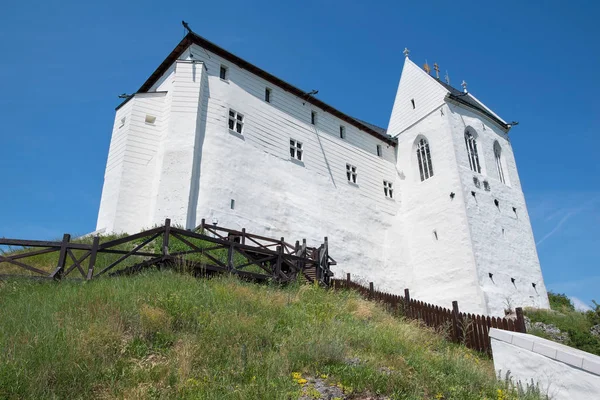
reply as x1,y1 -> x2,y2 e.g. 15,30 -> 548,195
383,180 -> 393,199
494,141 -> 506,184
464,130 -> 481,173
220,65 -> 228,80
228,109 -> 244,134
289,139 -> 303,161
416,137 -> 433,181
346,163 -> 357,184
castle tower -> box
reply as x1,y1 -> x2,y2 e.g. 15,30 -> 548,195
385,53 -> 550,315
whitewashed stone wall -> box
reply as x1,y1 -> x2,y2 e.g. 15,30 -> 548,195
490,328 -> 600,399
96,44 -> 549,316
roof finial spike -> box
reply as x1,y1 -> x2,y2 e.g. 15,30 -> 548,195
403,47 -> 410,58
461,80 -> 468,93
444,71 -> 450,85
433,63 -> 440,79
182,20 -> 193,34
423,60 -> 431,74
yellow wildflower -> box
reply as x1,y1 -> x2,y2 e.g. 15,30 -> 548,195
297,378 -> 308,385
291,372 -> 302,380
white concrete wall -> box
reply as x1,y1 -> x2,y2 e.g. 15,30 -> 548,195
446,103 -> 549,315
96,43 -> 549,316
490,328 -> 600,400
391,102 -> 486,314
97,92 -> 166,233
186,47 -> 403,291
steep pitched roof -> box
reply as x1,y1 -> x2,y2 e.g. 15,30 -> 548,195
435,80 -> 509,130
124,32 -> 396,146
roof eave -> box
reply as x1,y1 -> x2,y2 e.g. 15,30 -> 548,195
127,32 -> 395,146
446,94 -> 510,132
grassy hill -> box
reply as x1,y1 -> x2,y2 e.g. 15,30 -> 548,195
0,271 -> 544,399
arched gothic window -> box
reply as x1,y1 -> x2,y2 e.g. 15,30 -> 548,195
464,130 -> 481,173
494,141 -> 506,184
416,138 -> 433,181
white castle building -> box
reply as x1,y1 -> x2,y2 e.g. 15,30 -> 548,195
96,29 -> 550,316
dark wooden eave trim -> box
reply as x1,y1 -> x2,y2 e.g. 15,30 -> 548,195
125,33 -> 396,146
446,93 -> 510,132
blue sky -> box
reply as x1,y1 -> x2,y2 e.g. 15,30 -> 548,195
0,1 -> 598,307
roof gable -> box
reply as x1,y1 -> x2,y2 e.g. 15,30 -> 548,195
129,32 -> 395,146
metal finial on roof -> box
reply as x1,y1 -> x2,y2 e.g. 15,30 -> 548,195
403,48 -> 410,58
423,60 -> 431,74
461,80 -> 468,93
433,63 -> 440,79
445,71 -> 450,85
182,20 -> 193,34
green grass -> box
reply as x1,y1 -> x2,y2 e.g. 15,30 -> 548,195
0,272 -> 544,399
525,292 -> 600,356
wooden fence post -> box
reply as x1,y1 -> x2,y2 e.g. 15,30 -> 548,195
200,218 -> 205,233
162,219 -> 171,259
242,228 -> 246,245
515,307 -> 526,333
227,235 -> 235,271
275,245 -> 283,279
51,233 -> 71,280
346,272 -> 351,286
452,301 -> 463,343
369,282 -> 374,300
86,236 -> 100,280
404,288 -> 410,317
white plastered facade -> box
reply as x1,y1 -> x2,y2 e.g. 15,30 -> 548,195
96,39 -> 549,316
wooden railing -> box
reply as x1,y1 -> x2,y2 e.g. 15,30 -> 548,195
0,219 -> 335,285
332,273 -> 526,355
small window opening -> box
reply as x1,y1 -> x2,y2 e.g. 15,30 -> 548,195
411,99 -> 415,109
465,130 -> 481,173
145,114 -> 156,125
383,180 -> 393,199
416,138 -> 433,181
290,139 -> 303,161
512,206 -> 517,217
471,191 -> 476,197
473,176 -> 481,188
511,277 -> 516,286
494,142 -> 506,184
265,88 -> 271,103
433,230 -> 438,240
346,163 -> 357,184
376,144 -> 382,157
119,117 -> 126,128
228,109 -> 244,134
502,228 -> 505,236
339,125 -> 345,139
230,199 -> 235,209
483,180 -> 490,191
489,272 -> 494,279
311,111 -> 317,125
220,65 -> 228,80
494,199 -> 500,208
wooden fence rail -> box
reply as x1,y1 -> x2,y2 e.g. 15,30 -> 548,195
331,273 -> 526,356
0,219 -> 335,285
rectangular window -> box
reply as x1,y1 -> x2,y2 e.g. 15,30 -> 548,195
220,65 -> 228,80
339,125 -> 345,139
119,117 -> 126,128
265,88 -> 271,103
290,139 -> 303,161
145,114 -> 156,125
228,109 -> 244,134
376,144 -> 382,157
346,163 -> 357,184
311,111 -> 317,125
384,180 -> 393,199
